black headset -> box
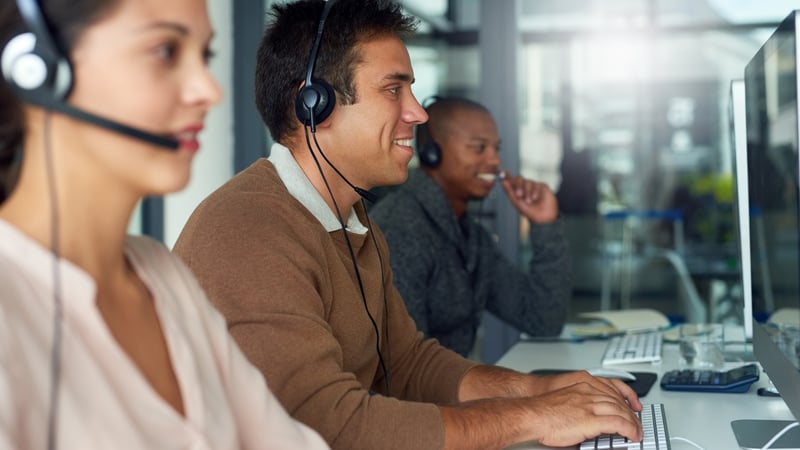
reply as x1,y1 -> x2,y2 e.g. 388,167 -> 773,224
1,0 -> 73,105
1,0 -> 179,149
416,95 -> 443,168
294,0 -> 336,132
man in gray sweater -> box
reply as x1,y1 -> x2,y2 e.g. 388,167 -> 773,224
371,97 -> 570,357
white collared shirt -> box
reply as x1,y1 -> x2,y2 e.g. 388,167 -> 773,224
269,143 -> 367,235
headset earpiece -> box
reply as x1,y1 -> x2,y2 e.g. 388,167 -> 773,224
2,33 -> 47,90
295,0 -> 336,130
2,32 -> 73,103
415,107 -> 442,168
418,140 -> 442,168
3,0 -> 74,104
295,77 -> 335,126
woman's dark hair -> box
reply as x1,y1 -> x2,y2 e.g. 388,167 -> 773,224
255,0 -> 417,143
0,0 -> 117,202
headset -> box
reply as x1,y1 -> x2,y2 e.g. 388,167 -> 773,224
294,0 -> 336,133
416,96 -> 443,168
1,0 -> 179,149
296,0 -> 376,203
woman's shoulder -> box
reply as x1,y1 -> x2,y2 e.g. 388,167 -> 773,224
125,235 -> 197,288
126,234 -> 170,258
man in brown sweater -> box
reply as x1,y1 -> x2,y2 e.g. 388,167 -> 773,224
173,1 -> 643,449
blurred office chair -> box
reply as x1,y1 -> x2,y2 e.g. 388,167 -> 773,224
601,209 -> 707,323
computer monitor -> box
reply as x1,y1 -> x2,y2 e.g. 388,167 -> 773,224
731,77 -> 776,343
730,78 -> 755,341
733,9 -> 800,449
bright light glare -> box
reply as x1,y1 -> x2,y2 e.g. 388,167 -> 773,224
579,36 -> 650,83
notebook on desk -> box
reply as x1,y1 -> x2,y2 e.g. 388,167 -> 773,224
571,308 -> 671,338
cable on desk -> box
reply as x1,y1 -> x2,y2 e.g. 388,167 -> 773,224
671,436 -> 705,450
760,421 -> 799,450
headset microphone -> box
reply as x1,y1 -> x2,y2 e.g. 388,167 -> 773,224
354,186 -> 378,203
44,97 -> 179,149
308,130 -> 378,203
2,0 -> 179,150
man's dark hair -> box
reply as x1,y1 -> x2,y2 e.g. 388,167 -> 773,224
416,97 -> 490,150
255,0 -> 417,143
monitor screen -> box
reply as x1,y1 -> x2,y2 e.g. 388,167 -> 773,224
741,10 -> 800,446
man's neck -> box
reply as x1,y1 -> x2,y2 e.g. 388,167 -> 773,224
449,198 -> 468,219
288,143 -> 361,220
424,168 -> 468,218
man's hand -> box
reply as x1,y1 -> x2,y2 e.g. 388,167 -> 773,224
499,172 -> 559,224
444,368 -> 644,449
524,380 -> 644,447
528,370 -> 643,413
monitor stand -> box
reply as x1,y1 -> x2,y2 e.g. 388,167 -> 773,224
732,420 -> 800,449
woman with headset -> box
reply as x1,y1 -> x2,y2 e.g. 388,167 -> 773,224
0,0 -> 327,448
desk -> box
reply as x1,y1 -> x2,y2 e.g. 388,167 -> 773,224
495,335 -> 795,450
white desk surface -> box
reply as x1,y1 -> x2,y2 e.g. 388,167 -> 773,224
495,329 -> 795,450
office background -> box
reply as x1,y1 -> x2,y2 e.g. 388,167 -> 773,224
134,0 -> 800,363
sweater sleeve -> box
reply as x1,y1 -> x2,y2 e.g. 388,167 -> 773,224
483,219 -> 571,337
174,182 -> 476,450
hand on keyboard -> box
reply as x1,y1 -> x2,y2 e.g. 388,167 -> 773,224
580,403 -> 671,449
524,371 -> 644,447
531,369 -> 642,410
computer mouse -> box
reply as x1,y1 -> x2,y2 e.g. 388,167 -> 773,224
586,367 -> 637,381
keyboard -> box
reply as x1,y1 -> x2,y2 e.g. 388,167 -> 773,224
601,331 -> 662,365
580,403 -> 671,449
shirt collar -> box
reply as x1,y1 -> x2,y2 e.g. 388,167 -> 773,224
268,143 -> 367,235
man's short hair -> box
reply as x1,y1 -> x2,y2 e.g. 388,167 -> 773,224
417,97 -> 490,150
255,0 -> 417,143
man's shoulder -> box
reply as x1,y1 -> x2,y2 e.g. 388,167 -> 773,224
371,182 -> 426,222
174,158 -> 322,252
213,158 -> 280,198
191,159 -> 296,218
371,189 -> 414,214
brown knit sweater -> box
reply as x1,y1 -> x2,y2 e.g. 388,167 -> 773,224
173,158 -> 478,450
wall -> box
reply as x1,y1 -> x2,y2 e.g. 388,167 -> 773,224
163,0 -> 235,248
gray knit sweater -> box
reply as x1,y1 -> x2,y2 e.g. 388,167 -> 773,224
370,169 -> 571,357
